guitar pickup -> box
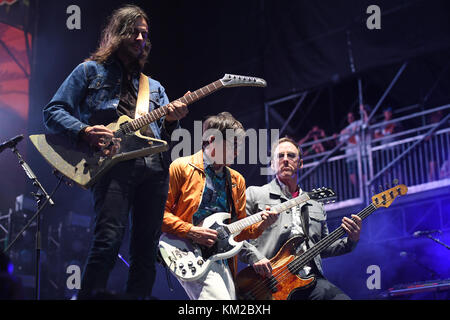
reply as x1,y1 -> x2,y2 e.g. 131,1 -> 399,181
216,226 -> 229,240
267,276 -> 279,293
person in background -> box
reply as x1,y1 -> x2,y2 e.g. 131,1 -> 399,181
339,104 -> 369,188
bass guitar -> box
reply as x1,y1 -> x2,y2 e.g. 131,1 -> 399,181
235,184 -> 408,300
158,188 -> 336,282
30,74 -> 266,189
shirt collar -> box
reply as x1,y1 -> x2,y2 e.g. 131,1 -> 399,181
203,151 -> 224,177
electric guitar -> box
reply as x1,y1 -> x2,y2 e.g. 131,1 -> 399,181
235,184 -> 408,300
29,74 -> 266,189
158,188 -> 336,282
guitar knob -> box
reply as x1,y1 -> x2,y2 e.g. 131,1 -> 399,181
191,267 -> 196,274
179,263 -> 184,269
188,261 -> 193,267
181,269 -> 186,275
197,259 -> 204,266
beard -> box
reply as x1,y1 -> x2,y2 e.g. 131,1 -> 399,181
118,42 -> 148,72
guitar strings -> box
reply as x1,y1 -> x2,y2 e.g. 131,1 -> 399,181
243,204 -> 376,299
245,205 -> 374,299
249,204 -> 376,299
229,195 -> 310,233
264,205 -> 375,295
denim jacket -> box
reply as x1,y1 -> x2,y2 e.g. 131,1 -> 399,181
43,58 -> 177,143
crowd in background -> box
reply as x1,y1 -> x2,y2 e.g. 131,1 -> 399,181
296,105 -> 449,183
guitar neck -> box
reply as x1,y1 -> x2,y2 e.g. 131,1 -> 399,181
227,193 -> 311,235
124,80 -> 224,132
289,203 -> 377,271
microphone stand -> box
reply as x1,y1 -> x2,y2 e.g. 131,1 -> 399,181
3,145 -> 63,300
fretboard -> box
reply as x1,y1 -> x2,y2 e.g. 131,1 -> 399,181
121,80 -> 224,133
287,203 -> 377,273
227,193 -> 311,235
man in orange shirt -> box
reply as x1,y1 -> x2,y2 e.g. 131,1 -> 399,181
162,112 -> 277,299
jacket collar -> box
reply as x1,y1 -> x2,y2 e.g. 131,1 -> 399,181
269,178 -> 304,202
189,150 -> 205,173
268,178 -> 288,200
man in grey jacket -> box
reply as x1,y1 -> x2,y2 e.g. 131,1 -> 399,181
245,137 -> 362,300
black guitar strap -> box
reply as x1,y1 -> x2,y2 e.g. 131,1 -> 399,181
300,204 -> 311,249
224,166 -> 238,223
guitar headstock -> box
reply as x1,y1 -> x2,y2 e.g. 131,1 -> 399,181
371,184 -> 408,208
220,74 -> 267,88
307,187 -> 337,204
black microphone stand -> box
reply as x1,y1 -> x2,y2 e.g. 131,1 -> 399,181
3,144 -> 63,300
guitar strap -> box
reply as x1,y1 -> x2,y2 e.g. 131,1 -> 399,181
224,166 -> 238,223
135,73 -> 150,119
300,204 -> 311,249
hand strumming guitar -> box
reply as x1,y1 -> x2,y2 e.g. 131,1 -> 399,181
80,125 -> 121,157
186,226 -> 218,248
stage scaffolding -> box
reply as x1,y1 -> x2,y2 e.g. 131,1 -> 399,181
263,61 -> 450,211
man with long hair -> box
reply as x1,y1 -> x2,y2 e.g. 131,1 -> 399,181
43,5 -> 188,299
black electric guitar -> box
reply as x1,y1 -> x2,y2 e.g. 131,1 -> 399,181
29,74 -> 266,189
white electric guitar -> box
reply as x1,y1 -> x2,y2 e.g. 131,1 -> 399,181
158,188 -> 336,282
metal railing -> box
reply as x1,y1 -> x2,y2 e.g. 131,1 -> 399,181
299,104 -> 450,209
0,209 -> 12,250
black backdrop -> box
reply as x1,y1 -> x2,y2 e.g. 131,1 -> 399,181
27,0 -> 450,189
4,0 -> 449,299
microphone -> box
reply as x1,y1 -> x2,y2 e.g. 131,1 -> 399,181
0,135 -> 24,153
413,230 -> 442,238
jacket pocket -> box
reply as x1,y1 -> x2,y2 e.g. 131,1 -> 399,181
87,77 -> 115,109
309,210 -> 326,222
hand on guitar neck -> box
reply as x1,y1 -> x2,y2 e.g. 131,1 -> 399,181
259,207 -> 279,231
341,214 -> 362,242
164,91 -> 190,123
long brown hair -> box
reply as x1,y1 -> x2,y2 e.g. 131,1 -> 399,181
86,4 -> 151,70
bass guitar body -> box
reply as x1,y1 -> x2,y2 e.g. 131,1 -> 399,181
236,184 -> 409,300
236,236 -> 315,300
